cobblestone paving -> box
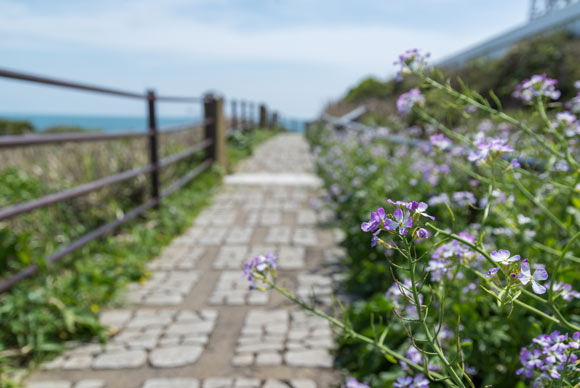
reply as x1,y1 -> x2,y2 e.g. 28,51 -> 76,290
27,134 -> 340,388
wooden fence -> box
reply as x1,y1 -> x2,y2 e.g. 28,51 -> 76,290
0,67 -> 279,293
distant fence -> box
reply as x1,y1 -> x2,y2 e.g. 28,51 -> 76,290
0,67 -> 281,293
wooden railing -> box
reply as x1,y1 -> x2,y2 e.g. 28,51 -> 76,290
0,67 -> 278,293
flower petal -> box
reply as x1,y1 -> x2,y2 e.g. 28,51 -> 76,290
384,219 -> 398,231
533,268 -> 548,281
532,281 -> 547,295
393,208 -> 403,222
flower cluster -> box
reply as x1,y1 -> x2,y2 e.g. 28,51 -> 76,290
243,253 -> 277,290
397,88 -> 425,115
362,200 -> 433,247
428,232 -> 481,281
486,253 -> 548,295
343,377 -> 369,388
568,92 -> 580,113
553,281 -> 580,301
553,111 -> 579,137
513,73 -> 561,102
393,374 -> 429,388
516,331 -> 580,386
429,133 -> 452,151
393,49 -> 430,81
468,135 -> 514,163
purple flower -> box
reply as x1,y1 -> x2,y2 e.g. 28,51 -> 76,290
243,253 -> 277,290
553,281 -> 580,301
361,208 -> 386,232
408,201 -> 435,220
452,191 -> 476,207
485,267 -> 500,277
385,208 -> 413,235
413,375 -> 430,388
513,74 -> 561,102
567,92 -> 580,113
393,374 -> 429,388
370,230 -> 381,247
393,376 -> 413,388
393,49 -> 430,80
416,228 -> 429,239
344,377 -> 369,388
490,249 -> 521,266
517,330 -> 580,386
510,158 -> 521,169
518,259 -> 548,294
468,136 -> 514,163
397,89 -> 425,114
429,134 -> 452,151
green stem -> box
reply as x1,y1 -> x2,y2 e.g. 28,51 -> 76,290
536,97 -> 577,169
427,223 -> 580,331
419,74 -> 570,164
407,242 -> 466,388
549,231 -> 580,300
513,176 -> 568,232
255,274 -> 455,386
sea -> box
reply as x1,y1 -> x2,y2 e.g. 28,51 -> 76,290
1,114 -> 306,133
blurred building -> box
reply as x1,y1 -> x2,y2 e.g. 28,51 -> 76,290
440,0 -> 580,67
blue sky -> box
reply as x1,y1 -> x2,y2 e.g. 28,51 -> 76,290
0,0 -> 529,119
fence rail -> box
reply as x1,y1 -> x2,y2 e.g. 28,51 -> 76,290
0,67 -> 281,293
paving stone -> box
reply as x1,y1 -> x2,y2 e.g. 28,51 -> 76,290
197,227 -> 228,245
125,271 -> 199,306
285,350 -> 333,367
226,228 -> 254,244
296,210 -> 317,225
290,380 -> 317,388
255,352 -> 282,366
296,274 -> 333,305
62,355 -> 93,370
92,350 -> 147,369
142,378 -> 200,388
265,227 -> 291,244
209,271 -> 269,305
99,310 -> 132,331
278,246 -> 306,269
75,380 -> 106,388
27,382 -> 72,388
148,247 -> 205,270
292,228 -> 318,246
260,211 -> 282,226
213,245 -> 248,269
38,309 -> 217,371
149,345 -> 204,368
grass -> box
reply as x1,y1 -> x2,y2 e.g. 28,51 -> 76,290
0,128 -> 278,387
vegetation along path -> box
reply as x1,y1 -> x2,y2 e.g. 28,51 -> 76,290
26,133 -> 341,388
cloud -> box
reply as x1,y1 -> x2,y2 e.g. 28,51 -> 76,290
0,0 -> 528,117
0,0 -> 508,67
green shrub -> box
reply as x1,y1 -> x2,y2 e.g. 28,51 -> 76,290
0,119 -> 35,135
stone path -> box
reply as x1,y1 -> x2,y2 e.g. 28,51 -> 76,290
26,134 -> 342,388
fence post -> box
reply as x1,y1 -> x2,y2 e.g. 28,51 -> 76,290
259,104 -> 267,128
204,94 -> 227,168
248,103 -> 254,127
271,112 -> 279,130
240,100 -> 246,130
147,89 -> 161,207
231,100 -> 238,130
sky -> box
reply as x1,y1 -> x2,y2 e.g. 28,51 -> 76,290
0,0 -> 530,120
